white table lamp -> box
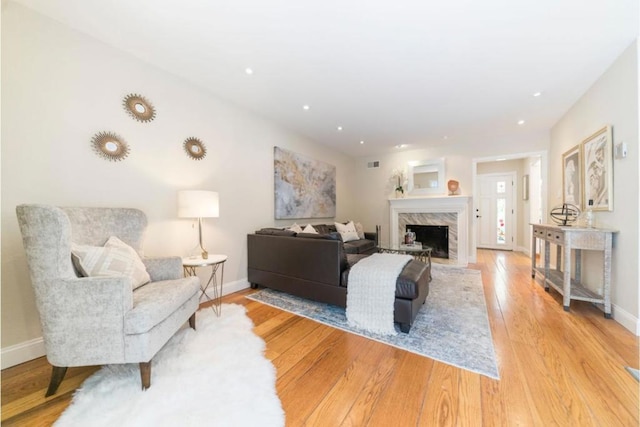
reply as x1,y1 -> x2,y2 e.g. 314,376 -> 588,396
178,190 -> 219,259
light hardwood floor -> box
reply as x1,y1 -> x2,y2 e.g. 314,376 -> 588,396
2,250 -> 638,426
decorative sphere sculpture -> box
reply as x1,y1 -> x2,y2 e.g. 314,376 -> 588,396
550,204 -> 581,226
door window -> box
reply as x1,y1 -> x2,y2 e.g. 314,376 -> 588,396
497,198 -> 506,244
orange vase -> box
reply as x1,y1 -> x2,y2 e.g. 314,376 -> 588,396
447,180 -> 459,195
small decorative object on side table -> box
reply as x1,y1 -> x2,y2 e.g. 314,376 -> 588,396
183,254 -> 227,316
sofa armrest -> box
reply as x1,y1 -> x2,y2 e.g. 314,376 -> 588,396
365,225 -> 381,246
364,231 -> 377,241
143,256 -> 183,281
41,276 -> 133,366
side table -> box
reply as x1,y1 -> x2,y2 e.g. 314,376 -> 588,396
182,254 -> 227,316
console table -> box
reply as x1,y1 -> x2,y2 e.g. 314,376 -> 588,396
530,224 -> 617,318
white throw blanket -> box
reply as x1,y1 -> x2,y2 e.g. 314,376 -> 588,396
346,253 -> 412,335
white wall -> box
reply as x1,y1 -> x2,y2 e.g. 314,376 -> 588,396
1,3 -> 358,362
550,41 -> 639,333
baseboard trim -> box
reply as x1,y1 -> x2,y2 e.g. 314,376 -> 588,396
1,337 -> 46,369
199,277 -> 250,302
611,303 -> 640,336
3,278 -> 252,369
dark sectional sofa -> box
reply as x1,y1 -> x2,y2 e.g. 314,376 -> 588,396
247,224 -> 430,332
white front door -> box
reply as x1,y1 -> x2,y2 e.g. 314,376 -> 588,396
476,173 -> 515,250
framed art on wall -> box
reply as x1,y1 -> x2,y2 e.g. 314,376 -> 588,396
562,144 -> 582,208
581,126 -> 613,211
274,147 -> 336,219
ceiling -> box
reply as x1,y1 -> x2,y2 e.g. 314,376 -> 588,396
13,0 -> 639,157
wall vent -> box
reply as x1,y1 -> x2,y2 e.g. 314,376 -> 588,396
367,161 -> 380,168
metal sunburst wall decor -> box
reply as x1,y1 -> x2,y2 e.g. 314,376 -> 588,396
123,93 -> 156,123
183,137 -> 207,160
91,131 -> 130,161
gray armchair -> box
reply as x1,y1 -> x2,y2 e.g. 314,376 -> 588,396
16,204 -> 201,396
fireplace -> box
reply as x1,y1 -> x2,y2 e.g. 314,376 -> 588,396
389,195 -> 471,266
406,225 -> 449,259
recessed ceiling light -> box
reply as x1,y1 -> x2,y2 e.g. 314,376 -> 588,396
533,91 -> 542,97
337,126 -> 343,131
443,136 -> 448,140
517,120 -> 525,125
245,68 -> 253,75
395,144 -> 407,149
496,158 -> 507,161
359,140 -> 364,145
302,105 -> 310,110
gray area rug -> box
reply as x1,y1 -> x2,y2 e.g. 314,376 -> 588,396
247,264 -> 500,379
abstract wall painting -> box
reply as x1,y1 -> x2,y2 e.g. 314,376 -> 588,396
274,147 -> 336,219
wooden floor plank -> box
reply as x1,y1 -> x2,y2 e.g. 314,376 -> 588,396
418,362 -> 460,426
277,332 -> 369,425
366,351 -> 434,427
340,349 -> 400,426
303,339 -> 385,426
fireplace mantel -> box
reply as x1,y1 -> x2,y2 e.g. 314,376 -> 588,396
389,195 -> 471,266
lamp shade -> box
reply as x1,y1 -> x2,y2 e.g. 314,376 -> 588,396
178,190 -> 219,218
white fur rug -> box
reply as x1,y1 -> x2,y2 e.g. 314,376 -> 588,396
55,304 -> 284,427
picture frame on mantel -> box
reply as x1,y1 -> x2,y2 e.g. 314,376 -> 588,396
562,144 -> 582,209
581,126 -> 613,211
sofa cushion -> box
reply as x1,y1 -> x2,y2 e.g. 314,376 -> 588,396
354,222 -> 365,239
125,277 -> 200,334
343,238 -> 376,254
297,231 -> 341,241
312,224 -> 330,234
71,236 -> 151,290
256,228 -> 297,237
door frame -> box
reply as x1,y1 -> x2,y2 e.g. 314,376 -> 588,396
470,150 -> 548,263
476,171 -> 517,250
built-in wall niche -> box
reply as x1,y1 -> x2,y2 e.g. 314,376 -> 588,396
407,158 -> 446,195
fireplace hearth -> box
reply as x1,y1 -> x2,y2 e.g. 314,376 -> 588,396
406,225 -> 449,258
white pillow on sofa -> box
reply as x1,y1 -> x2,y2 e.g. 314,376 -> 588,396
288,223 -> 303,233
354,222 -> 365,240
303,224 -> 318,234
71,236 -> 151,290
335,221 -> 360,242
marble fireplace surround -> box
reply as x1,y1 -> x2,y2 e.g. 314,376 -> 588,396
389,196 -> 471,266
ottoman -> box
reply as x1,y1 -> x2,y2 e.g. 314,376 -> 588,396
344,255 -> 430,333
